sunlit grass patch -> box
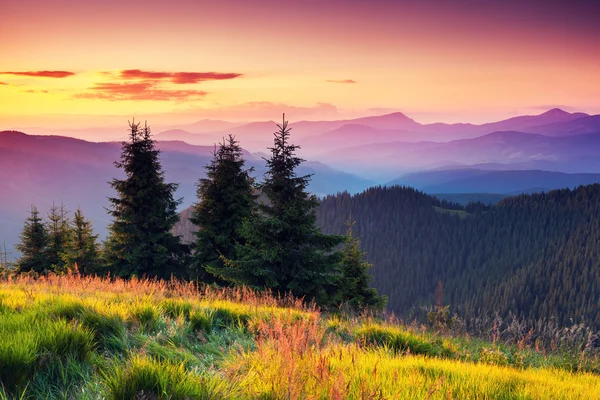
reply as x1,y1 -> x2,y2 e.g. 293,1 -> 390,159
35,319 -> 94,361
104,356 -> 227,400
188,308 -> 213,334
2,273 -> 600,399
229,342 -> 600,399
0,312 -> 94,395
355,323 -> 455,357
160,298 -> 194,318
131,303 -> 163,333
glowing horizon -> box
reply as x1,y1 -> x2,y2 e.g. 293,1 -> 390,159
1,0 -> 599,132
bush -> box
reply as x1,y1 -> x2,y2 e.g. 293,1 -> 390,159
479,347 -> 509,366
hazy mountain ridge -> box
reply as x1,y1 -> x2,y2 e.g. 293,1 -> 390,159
151,108 -> 598,154
391,169 -> 600,194
3,107 -> 600,256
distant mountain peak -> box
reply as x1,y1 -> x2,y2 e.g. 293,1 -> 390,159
541,108 -> 570,117
376,112 -> 414,121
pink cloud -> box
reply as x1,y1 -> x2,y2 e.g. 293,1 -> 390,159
326,79 -> 357,84
1,71 -> 75,78
119,69 -> 242,84
74,81 -> 208,101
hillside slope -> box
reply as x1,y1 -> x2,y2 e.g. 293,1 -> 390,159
1,274 -> 600,399
317,184 -> 600,328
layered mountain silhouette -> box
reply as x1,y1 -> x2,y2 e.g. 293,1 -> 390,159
151,108 -> 597,155
319,130 -> 600,180
390,169 -> 600,194
3,108 -> 600,258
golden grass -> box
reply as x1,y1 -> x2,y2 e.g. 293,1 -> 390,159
228,317 -> 600,399
1,273 -> 600,399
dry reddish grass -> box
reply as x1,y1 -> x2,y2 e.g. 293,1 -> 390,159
1,271 -> 312,311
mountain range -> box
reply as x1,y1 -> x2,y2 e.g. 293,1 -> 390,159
391,169 -> 600,194
152,108 -> 598,153
3,107 -> 600,259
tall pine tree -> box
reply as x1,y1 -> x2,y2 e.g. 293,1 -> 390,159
45,203 -> 70,273
16,205 -> 49,274
104,120 -> 185,279
219,115 -> 344,306
339,219 -> 386,312
190,135 -> 256,282
61,208 -> 101,275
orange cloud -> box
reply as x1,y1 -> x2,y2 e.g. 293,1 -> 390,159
119,69 -> 243,84
1,71 -> 75,78
0,82 -> 7,85
326,79 -> 357,84
74,81 -> 208,101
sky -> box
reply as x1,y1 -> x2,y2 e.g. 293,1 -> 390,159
1,0 -> 599,130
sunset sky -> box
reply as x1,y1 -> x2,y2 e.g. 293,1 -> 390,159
1,0 -> 599,129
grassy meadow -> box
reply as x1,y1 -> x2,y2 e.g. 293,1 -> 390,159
1,274 -> 600,399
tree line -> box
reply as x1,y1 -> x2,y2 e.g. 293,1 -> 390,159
13,117 -> 385,312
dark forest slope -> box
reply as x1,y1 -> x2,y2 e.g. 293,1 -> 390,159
317,184 -> 600,328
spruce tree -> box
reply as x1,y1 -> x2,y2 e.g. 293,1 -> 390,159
190,135 -> 256,282
61,208 -> 101,275
339,219 -> 386,312
219,115 -> 344,306
104,120 -> 185,279
45,203 -> 70,273
16,205 -> 49,274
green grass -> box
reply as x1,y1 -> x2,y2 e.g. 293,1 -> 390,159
104,356 -> 227,400
355,324 -> 456,357
1,274 -> 600,399
433,206 -> 471,219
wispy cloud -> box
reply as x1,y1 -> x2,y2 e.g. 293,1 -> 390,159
0,71 -> 75,78
24,89 -> 49,94
118,69 -> 243,84
74,81 -> 208,101
326,79 -> 357,84
187,101 -> 339,120
0,82 -> 7,85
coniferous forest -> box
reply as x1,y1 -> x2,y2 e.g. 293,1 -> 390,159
318,185 -> 600,328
